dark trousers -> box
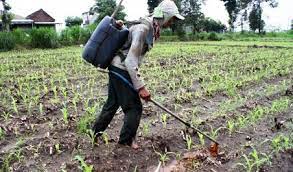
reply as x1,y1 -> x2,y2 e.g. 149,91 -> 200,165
92,65 -> 142,145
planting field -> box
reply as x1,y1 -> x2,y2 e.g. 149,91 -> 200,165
0,41 -> 292,172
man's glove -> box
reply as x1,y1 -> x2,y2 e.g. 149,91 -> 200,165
138,87 -> 151,101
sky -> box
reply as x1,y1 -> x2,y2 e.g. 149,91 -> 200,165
2,0 -> 293,31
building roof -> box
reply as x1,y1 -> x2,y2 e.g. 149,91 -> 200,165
13,14 -> 26,20
0,13 -> 33,24
26,9 -> 55,22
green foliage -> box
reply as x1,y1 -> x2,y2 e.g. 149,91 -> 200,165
147,0 -> 161,14
208,32 -> 222,41
181,0 -> 204,34
221,0 -> 239,31
65,16 -> 83,27
60,26 -> 91,45
30,28 -> 59,48
200,18 -> 227,33
74,155 -> 94,172
59,28 -> 73,46
91,0 -> 126,23
1,0 -> 13,31
249,4 -> 265,33
12,29 -> 30,46
0,31 -> 16,51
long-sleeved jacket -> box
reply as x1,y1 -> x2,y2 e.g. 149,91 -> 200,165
111,17 -> 153,91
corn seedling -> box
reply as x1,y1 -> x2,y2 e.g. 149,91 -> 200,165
55,143 -> 62,154
61,106 -> 69,124
142,121 -> 150,137
39,103 -> 43,115
236,149 -> 271,172
197,132 -> 205,146
74,155 -> 94,172
1,111 -> 11,121
11,96 -> 18,114
227,120 -> 235,135
0,127 -> 5,140
99,131 -> 109,146
161,113 -> 168,128
186,134 -> 193,150
87,129 -> 97,147
155,151 -> 170,166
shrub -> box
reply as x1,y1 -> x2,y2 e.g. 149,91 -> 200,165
79,27 -> 92,44
69,26 -> 82,44
0,32 -> 16,51
59,28 -> 74,46
208,32 -> 222,41
59,26 -> 92,46
31,27 -> 59,48
12,29 -> 30,46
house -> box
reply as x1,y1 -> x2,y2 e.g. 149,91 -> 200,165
26,9 -> 57,29
82,11 -> 98,26
0,9 -> 60,30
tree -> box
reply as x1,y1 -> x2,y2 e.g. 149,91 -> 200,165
201,18 -> 227,32
170,0 -> 185,36
1,0 -> 13,32
181,0 -> 204,34
248,3 -> 264,33
240,0 -> 278,33
238,0 -> 249,32
91,0 -> 126,23
147,0 -> 161,14
65,16 -> 83,27
221,0 -> 239,31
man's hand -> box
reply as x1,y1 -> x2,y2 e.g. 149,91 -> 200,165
115,20 -> 124,29
138,87 -> 151,101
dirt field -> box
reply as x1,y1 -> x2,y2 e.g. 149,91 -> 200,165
0,41 -> 292,172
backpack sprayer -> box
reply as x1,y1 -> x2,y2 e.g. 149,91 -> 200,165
82,0 -> 219,155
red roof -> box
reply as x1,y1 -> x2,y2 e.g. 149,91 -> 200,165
26,9 -> 55,22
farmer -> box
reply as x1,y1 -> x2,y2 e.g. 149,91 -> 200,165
92,0 -> 184,149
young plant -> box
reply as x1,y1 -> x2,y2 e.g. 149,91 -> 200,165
227,120 -> 235,135
87,129 -> 97,147
236,149 -> 271,172
186,134 -> 193,150
99,131 -> 109,146
142,121 -> 150,137
11,96 -> 18,114
74,155 -> 94,172
197,132 -> 205,146
0,127 -> 5,140
39,103 -> 43,115
208,124 -> 224,139
1,111 -> 11,121
61,106 -> 69,124
161,114 -> 168,128
55,143 -> 62,154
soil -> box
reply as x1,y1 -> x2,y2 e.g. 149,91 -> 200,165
0,53 -> 292,172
